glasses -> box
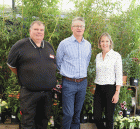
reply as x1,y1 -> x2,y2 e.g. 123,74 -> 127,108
72,25 -> 85,29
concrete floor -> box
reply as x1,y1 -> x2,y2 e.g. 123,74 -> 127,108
0,117 -> 97,129
80,123 -> 97,129
0,124 -> 19,129
0,118 -> 19,129
0,123 -> 97,129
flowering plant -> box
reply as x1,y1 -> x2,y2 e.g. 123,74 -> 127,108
114,86 -> 133,118
114,116 -> 140,129
120,101 -> 127,110
118,101 -> 128,116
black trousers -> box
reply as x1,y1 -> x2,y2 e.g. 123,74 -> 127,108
19,87 -> 52,129
93,84 -> 116,129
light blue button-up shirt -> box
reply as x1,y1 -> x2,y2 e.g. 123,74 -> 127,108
56,35 -> 91,79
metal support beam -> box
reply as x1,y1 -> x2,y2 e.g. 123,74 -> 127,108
12,0 -> 15,11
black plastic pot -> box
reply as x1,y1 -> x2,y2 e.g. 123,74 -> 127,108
11,113 -> 20,124
80,114 -> 88,123
88,113 -> 94,123
130,77 -> 139,86
0,113 -> 2,124
123,110 -> 127,117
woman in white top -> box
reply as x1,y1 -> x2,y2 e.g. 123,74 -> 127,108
94,32 -> 123,129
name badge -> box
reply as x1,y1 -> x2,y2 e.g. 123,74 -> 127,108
50,54 -> 54,59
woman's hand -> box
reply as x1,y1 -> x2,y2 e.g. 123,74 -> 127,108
112,92 -> 119,104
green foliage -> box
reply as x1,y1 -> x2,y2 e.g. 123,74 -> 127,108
129,49 -> 140,80
81,87 -> 93,114
3,72 -> 20,113
0,0 -> 140,124
51,103 -> 62,128
87,62 -> 96,85
114,86 -> 134,118
122,49 -> 140,84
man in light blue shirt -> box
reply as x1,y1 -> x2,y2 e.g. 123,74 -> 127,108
56,17 -> 91,129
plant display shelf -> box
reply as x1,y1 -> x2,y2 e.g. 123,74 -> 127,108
123,85 -> 139,116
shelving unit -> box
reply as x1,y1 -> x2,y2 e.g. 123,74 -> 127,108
123,85 -> 139,116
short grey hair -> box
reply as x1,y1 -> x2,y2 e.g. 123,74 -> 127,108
30,21 -> 45,29
98,32 -> 114,49
72,17 -> 85,26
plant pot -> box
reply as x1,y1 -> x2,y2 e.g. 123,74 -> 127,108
88,113 -> 94,123
80,114 -> 88,123
130,77 -> 139,86
0,113 -> 2,123
11,113 -> 20,124
89,85 -> 96,95
123,76 -> 127,85
123,110 -> 127,117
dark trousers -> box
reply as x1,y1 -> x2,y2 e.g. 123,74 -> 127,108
93,84 -> 116,129
19,87 -> 52,129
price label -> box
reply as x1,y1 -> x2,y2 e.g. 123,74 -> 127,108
11,115 -> 16,119
134,79 -> 138,83
84,116 -> 87,120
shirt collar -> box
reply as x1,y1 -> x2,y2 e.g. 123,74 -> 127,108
107,49 -> 113,56
71,35 -> 85,43
29,38 -> 44,48
100,49 -> 113,57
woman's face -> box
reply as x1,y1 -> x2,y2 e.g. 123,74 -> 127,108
100,36 -> 111,52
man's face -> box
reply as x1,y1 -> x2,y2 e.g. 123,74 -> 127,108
71,20 -> 85,37
29,23 -> 44,44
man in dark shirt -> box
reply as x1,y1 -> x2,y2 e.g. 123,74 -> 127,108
7,21 -> 57,129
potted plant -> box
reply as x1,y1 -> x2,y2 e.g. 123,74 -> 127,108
87,62 -> 96,95
122,49 -> 140,86
7,94 -> 20,124
87,62 -> 96,86
130,57 -> 140,86
114,86 -> 134,118
3,72 -> 21,124
114,116 -> 140,129
80,86 -> 94,123
122,55 -> 132,85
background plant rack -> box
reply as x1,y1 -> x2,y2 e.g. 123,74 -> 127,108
123,85 -> 139,116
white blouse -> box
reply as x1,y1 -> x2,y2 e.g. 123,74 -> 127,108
94,49 -> 123,86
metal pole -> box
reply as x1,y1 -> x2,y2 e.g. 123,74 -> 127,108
12,0 -> 15,10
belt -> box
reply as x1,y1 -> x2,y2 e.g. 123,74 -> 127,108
63,76 -> 87,83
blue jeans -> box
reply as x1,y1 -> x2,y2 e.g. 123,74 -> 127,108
62,78 -> 87,129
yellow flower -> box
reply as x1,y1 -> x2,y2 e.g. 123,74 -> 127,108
48,122 -> 51,125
